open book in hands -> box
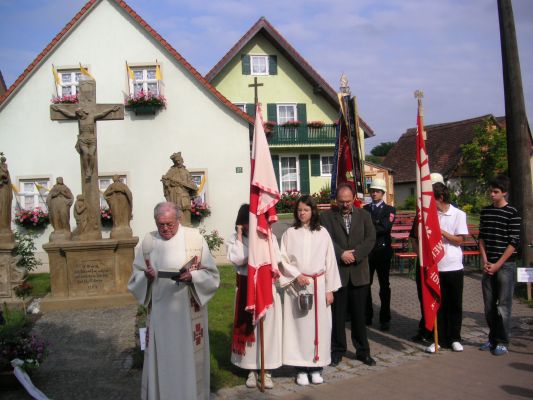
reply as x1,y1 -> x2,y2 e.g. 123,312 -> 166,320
157,256 -> 198,280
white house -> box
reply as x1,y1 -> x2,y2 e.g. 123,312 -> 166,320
0,0 -> 253,268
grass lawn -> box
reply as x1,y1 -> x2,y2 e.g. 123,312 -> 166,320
27,273 -> 51,297
208,265 -> 243,391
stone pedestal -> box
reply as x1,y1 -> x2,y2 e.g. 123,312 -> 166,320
41,237 -> 138,311
0,243 -> 26,304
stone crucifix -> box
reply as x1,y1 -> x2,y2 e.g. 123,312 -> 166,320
50,79 -> 124,240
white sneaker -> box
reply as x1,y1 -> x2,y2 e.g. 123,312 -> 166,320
310,371 -> 324,384
424,343 -> 441,353
451,342 -> 464,352
245,371 -> 256,388
296,372 -> 310,386
264,372 -> 274,389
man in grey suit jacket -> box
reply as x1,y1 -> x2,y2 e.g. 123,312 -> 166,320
321,184 -> 376,366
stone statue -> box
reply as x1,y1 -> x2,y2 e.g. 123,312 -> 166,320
47,177 -> 74,242
161,152 -> 197,226
51,104 -> 120,181
72,195 -> 89,240
0,154 -> 14,245
103,175 -> 133,238
50,79 -> 124,242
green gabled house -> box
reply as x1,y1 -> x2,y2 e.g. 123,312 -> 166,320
206,17 -> 374,195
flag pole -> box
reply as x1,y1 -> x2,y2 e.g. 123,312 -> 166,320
434,316 -> 439,353
248,77 -> 265,392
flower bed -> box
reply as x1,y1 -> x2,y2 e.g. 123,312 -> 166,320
51,94 -> 79,104
307,120 -> 325,128
100,207 -> 113,227
191,200 -> 211,222
282,120 -> 302,128
0,305 -> 47,374
276,190 -> 301,213
14,207 -> 49,230
125,90 -> 166,112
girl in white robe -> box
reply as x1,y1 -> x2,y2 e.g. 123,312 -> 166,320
227,204 -> 282,389
280,195 -> 341,386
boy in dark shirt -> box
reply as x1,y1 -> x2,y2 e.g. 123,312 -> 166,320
479,175 -> 521,356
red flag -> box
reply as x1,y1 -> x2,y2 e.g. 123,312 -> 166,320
246,104 -> 281,324
415,96 -> 444,332
331,94 -> 364,206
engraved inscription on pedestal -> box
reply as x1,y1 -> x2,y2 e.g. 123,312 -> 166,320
69,259 -> 116,296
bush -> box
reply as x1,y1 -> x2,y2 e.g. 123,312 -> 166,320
399,195 -> 416,210
13,231 -> 42,272
312,185 -> 332,205
200,229 -> 224,253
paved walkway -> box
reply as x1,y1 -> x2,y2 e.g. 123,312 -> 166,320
3,271 -> 532,399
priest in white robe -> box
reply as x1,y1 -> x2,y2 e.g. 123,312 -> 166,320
226,204 -> 282,389
128,202 -> 220,400
279,195 -> 341,386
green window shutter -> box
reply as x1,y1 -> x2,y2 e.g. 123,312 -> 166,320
246,103 -> 256,119
267,103 -> 277,123
271,155 -> 280,188
297,103 -> 307,140
299,154 -> 310,194
241,54 -> 251,75
269,55 -> 278,75
311,154 -> 321,176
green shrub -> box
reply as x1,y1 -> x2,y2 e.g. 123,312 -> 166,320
13,230 -> 42,272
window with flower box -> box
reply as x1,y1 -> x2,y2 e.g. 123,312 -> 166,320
18,178 -> 50,209
129,67 -> 160,96
58,70 -> 82,96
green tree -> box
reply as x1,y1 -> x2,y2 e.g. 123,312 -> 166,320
460,120 -> 508,186
370,141 -> 396,157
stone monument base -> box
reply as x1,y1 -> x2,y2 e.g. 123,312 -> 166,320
42,237 -> 138,311
0,242 -> 26,304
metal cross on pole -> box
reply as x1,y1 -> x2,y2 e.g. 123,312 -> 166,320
248,77 -> 264,105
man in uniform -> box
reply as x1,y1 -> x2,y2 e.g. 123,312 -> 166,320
363,178 -> 395,331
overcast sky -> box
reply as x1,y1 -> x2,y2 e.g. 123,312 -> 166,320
0,0 -> 531,150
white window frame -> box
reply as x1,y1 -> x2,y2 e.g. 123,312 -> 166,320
57,69 -> 82,96
190,169 -> 207,204
234,103 -> 247,113
250,55 -> 269,76
17,177 -> 51,210
279,155 -> 299,193
99,174 -> 128,208
276,104 -> 297,124
320,155 -> 335,177
129,66 -> 160,96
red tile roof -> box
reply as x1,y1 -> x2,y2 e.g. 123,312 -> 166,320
0,0 -> 253,124
0,71 -> 6,96
205,17 -> 374,138
382,115 -> 501,183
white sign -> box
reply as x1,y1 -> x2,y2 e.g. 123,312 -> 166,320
139,327 -> 147,351
517,268 -> 533,283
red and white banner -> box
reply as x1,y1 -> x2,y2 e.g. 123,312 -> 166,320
415,99 -> 444,332
246,104 -> 281,324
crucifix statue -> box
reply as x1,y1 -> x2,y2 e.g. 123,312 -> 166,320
50,79 -> 124,240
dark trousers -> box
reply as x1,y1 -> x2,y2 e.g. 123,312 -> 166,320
365,249 -> 392,324
437,269 -> 464,346
415,262 -> 432,339
482,262 -> 515,346
331,281 -> 370,358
